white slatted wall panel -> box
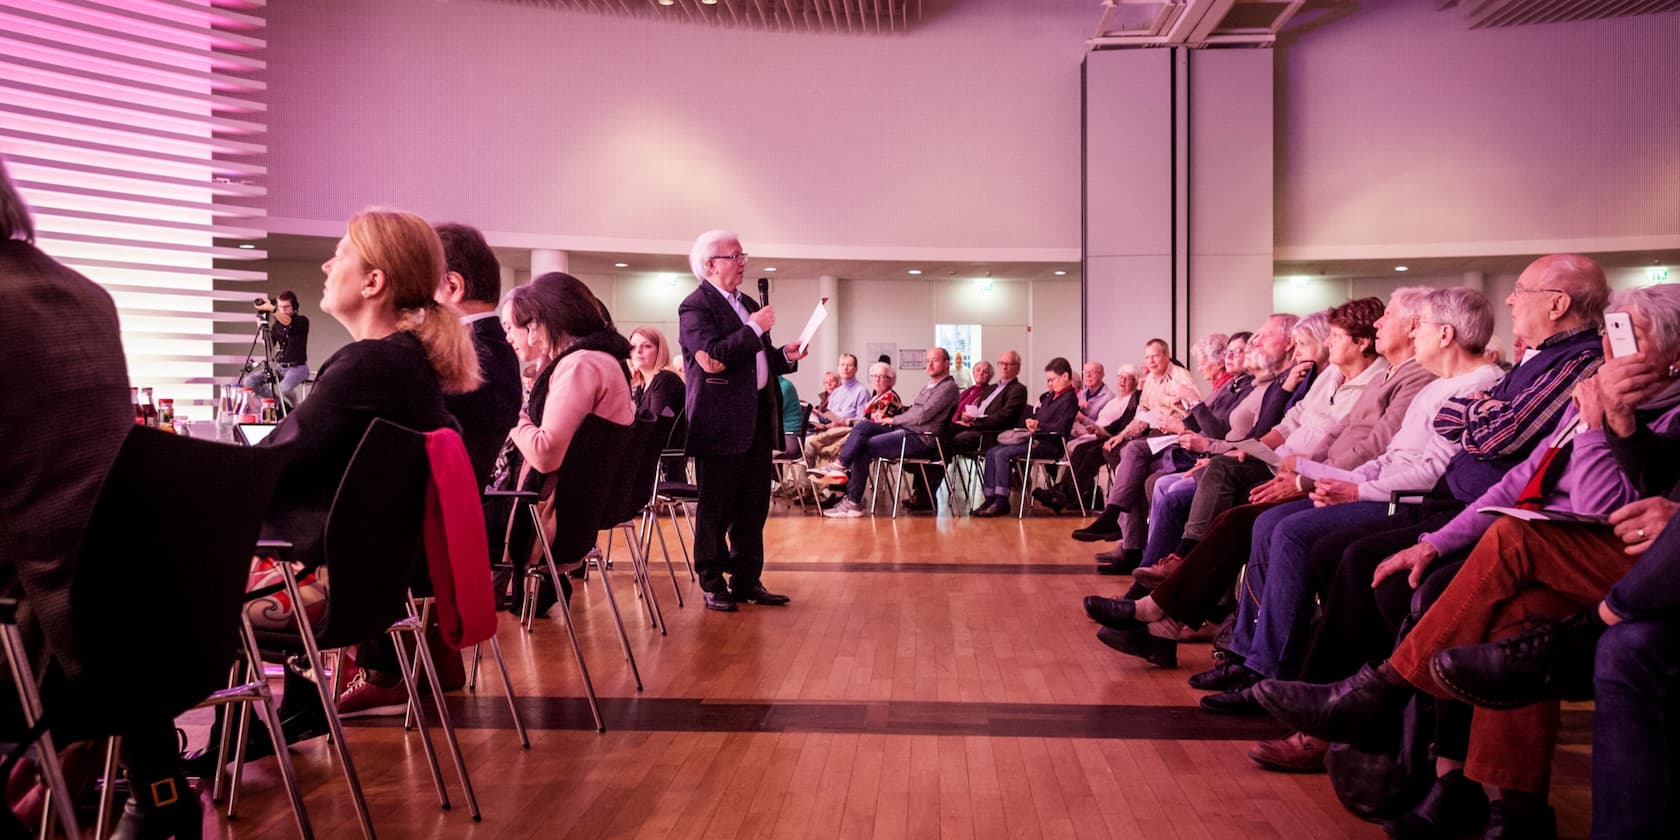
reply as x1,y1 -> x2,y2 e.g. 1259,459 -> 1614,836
0,0 -> 267,413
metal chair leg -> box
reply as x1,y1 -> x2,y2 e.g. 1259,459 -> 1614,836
486,635 -> 531,746
0,624 -> 82,840
233,616 -> 315,840
387,622 -> 451,810
529,506 -> 609,727
404,598 -> 481,821
647,510 -> 685,607
624,522 -> 667,634
277,566 -> 376,840
93,736 -> 119,840
666,501 -> 696,580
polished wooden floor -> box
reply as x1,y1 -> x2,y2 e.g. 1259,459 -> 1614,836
206,502 -> 1593,839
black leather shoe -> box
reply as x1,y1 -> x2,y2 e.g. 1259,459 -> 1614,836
1430,610 -> 1602,709
1082,595 -> 1140,630
1199,685 -> 1266,716
1250,664 -> 1410,751
1189,658 -> 1261,692
112,773 -> 202,840
904,494 -> 935,512
733,584 -> 791,606
1030,488 -> 1065,514
1096,626 -> 1178,668
703,590 -> 738,612
1481,799 -> 1556,840
972,499 -> 1008,518
1072,524 -> 1123,542
1383,769 -> 1489,840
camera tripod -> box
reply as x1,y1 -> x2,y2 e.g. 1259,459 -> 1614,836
237,311 -> 291,419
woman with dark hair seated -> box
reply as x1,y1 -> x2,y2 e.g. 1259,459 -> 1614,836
175,208 -> 482,828
973,357 -> 1079,517
485,272 -> 636,619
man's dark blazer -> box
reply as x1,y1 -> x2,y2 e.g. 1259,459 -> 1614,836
0,240 -> 133,682
446,315 -> 522,487
678,280 -> 796,456
967,378 -> 1028,431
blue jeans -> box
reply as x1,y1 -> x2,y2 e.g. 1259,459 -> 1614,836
839,421 -> 935,504
1592,615 -> 1680,839
1231,499 -> 1392,678
1141,473 -> 1196,567
244,363 -> 309,406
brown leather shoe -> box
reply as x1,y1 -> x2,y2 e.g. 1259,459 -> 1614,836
1131,553 -> 1184,588
1248,731 -> 1328,774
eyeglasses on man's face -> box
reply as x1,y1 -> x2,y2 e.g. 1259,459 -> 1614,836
708,252 -> 749,266
1513,286 -> 1564,296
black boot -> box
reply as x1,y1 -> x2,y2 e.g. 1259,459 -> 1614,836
1031,488 -> 1065,514
112,772 -> 201,840
1250,663 -> 1412,751
1430,609 -> 1603,709
1481,797 -> 1556,840
1072,506 -> 1124,542
1383,769 -> 1489,839
1096,625 -> 1177,668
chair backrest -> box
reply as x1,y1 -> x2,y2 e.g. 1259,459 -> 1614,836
314,418 -> 431,648
601,416 -> 660,527
542,414 -> 634,566
64,425 -> 285,733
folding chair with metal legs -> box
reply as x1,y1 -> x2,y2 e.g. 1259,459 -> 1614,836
641,508 -> 686,608
605,518 -> 667,635
0,603 -> 83,840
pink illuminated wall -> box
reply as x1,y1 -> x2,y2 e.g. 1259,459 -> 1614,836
260,0 -> 1090,259
1275,3 -> 1680,258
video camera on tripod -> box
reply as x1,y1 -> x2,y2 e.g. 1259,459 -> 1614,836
238,292 -> 289,419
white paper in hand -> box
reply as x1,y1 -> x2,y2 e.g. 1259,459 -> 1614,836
1146,435 -> 1179,455
1234,439 -> 1280,467
797,298 -> 829,354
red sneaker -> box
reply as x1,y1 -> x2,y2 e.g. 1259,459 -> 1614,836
335,671 -> 409,719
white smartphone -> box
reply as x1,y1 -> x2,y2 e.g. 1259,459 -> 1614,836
1605,312 -> 1639,358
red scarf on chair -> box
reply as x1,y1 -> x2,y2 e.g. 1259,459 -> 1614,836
423,429 -> 497,649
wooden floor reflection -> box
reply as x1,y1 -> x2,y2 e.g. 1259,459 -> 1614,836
212,506 -> 1592,839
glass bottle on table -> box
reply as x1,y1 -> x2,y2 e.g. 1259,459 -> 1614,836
260,397 -> 278,423
139,387 -> 158,429
239,388 -> 258,424
131,387 -> 144,426
157,398 -> 175,433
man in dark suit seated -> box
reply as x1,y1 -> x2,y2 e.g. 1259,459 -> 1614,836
679,230 -> 807,612
434,222 -> 522,488
949,350 -> 1029,454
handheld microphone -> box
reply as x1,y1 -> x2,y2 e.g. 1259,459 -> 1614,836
757,277 -> 770,308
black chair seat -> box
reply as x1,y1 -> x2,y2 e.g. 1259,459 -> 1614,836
656,480 -> 699,500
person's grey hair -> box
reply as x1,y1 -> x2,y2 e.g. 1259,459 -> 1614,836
1531,254 -> 1611,328
1386,286 -> 1433,324
974,360 -> 994,375
1191,333 -> 1230,366
1292,311 -> 1331,346
1424,287 -> 1495,355
1267,313 -> 1301,337
0,157 -> 34,243
688,229 -> 740,282
868,361 -> 897,382
1611,284 -> 1680,362
1116,364 -> 1139,379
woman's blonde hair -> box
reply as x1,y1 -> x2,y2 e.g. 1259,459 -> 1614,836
629,325 -> 683,385
347,208 -> 481,394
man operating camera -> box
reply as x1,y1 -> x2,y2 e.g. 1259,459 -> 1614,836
244,290 -> 310,406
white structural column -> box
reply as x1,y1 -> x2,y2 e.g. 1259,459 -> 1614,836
1082,47 -> 1274,366
814,275 -> 841,373
532,249 -> 570,278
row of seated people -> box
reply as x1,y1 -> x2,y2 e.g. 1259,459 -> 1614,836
7,144 -> 650,834
1076,253 -> 1678,838
796,347 -> 1161,515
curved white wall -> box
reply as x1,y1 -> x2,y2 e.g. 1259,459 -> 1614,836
263,0 -> 1092,259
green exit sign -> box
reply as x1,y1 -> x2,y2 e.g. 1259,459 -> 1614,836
1651,267 -> 1670,284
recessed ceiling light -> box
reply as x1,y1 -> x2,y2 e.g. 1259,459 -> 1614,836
907,269 -> 922,276
1053,270 -> 1066,276
700,0 -> 717,4
614,262 -> 628,268
764,267 -> 777,272
238,243 -> 255,249
1394,265 -> 1409,272
658,0 -> 674,5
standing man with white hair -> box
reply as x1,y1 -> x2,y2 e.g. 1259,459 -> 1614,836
679,230 -> 807,612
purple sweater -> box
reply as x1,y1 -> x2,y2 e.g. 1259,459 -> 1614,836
1422,399 -> 1680,556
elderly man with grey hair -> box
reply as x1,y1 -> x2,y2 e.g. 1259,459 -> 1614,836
678,229 -> 807,612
